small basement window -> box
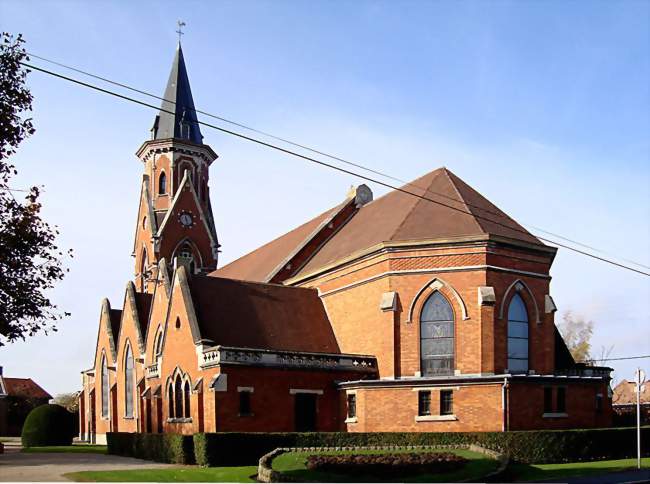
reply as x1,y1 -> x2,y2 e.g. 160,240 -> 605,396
418,390 -> 431,416
440,390 -> 453,416
347,394 -> 357,419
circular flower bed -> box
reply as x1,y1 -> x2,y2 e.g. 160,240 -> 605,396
305,452 -> 467,477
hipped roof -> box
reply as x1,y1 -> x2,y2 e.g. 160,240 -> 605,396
215,167 -> 545,282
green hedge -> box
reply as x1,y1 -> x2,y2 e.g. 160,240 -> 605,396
107,432 -> 194,464
21,404 -> 76,447
193,427 -> 650,466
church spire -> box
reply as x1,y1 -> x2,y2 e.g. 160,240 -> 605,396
151,43 -> 203,144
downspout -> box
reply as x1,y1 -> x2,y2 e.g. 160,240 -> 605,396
502,376 -> 509,432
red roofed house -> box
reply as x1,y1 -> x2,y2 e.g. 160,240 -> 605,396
0,367 -> 52,436
612,379 -> 650,426
79,45 -> 613,444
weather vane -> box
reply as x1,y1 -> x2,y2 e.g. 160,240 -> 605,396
176,20 -> 186,44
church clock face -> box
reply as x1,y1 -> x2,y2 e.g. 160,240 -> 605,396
179,211 -> 194,227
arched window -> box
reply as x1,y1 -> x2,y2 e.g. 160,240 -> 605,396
183,381 -> 191,418
153,327 -> 163,356
158,172 -> 167,195
124,344 -> 134,418
174,375 -> 183,418
420,292 -> 454,376
507,293 -> 529,373
168,382 -> 174,418
101,354 -> 109,418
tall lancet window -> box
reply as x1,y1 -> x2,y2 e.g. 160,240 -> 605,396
174,375 -> 183,418
124,344 -> 134,418
183,381 -> 191,418
420,292 -> 454,376
507,293 -> 529,373
159,172 -> 167,195
101,354 -> 109,418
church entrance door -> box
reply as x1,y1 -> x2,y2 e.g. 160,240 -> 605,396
294,393 -> 317,431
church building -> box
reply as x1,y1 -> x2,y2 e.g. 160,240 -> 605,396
79,45 -> 613,444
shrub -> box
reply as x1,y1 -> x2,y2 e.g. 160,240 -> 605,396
107,432 -> 194,464
193,427 -> 650,466
21,404 -> 75,447
306,452 -> 466,477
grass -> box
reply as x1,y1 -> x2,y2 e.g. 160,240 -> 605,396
508,457 -> 650,482
22,445 -> 107,454
272,448 -> 500,483
64,467 -> 258,482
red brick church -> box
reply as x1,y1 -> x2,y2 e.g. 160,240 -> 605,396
79,44 -> 613,444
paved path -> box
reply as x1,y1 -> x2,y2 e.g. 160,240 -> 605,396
559,468 -> 650,483
0,451 -> 175,482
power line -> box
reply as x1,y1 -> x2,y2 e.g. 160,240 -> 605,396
26,52 -> 650,271
21,61 -> 650,277
596,355 -> 650,362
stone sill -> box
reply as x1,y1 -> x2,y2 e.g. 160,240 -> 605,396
344,417 -> 358,424
167,417 -> 193,423
415,414 -> 457,422
542,412 -> 568,418
238,413 -> 254,418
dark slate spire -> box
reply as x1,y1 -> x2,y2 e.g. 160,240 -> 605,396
152,44 -> 203,144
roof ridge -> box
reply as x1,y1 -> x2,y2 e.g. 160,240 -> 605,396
441,168 -> 487,234
390,171 -> 441,240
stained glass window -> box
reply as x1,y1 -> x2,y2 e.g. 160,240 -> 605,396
420,292 -> 454,376
507,293 -> 529,373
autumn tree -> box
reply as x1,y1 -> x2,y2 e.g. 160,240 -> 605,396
0,32 -> 70,345
558,310 -> 594,363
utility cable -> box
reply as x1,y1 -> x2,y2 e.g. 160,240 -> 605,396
20,61 -> 650,277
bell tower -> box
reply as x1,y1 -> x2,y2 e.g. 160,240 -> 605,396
132,44 -> 219,292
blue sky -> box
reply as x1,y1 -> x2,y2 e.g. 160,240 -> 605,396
1,0 -> 648,395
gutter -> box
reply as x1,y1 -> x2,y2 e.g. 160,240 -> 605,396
502,376 -> 509,432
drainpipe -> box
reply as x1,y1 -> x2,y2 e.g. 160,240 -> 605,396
502,377 -> 509,432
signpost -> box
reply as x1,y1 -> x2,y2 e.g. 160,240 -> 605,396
634,368 -> 646,470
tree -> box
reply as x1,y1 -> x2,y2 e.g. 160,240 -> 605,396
53,392 -> 80,413
0,32 -> 70,345
558,311 -> 594,363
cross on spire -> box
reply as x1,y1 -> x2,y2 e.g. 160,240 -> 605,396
176,20 -> 186,44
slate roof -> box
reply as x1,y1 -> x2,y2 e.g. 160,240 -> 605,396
188,275 -> 340,353
109,309 -> 123,341
153,44 -> 203,144
134,292 -> 153,337
2,377 -> 51,399
214,167 -> 545,282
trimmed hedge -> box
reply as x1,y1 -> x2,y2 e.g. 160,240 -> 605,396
21,404 -> 76,447
193,427 -> 650,466
107,432 -> 194,464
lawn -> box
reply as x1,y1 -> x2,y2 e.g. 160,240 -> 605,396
22,445 -> 107,454
64,466 -> 258,482
271,448 -> 500,483
509,457 -> 650,482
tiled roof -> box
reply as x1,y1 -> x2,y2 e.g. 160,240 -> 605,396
188,275 -> 340,353
212,167 -> 544,282
134,292 -> 153,339
2,377 -> 51,399
295,168 -> 542,277
214,201 -> 347,282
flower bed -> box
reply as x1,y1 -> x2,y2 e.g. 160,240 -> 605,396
306,452 -> 466,477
